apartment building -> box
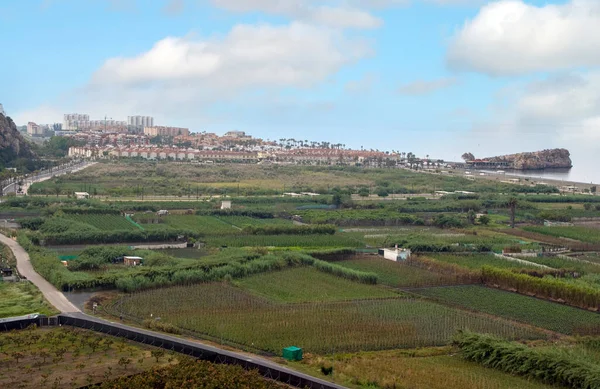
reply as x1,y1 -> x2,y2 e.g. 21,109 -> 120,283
144,126 -> 190,137
128,116 -> 154,128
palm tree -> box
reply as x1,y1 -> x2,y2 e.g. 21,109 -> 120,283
508,197 -> 518,228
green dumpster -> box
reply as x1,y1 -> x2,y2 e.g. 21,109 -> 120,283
282,346 -> 303,361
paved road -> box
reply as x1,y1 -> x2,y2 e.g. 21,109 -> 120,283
1,161 -> 95,196
0,233 -> 80,313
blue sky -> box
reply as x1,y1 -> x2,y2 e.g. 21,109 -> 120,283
2,0 -> 600,163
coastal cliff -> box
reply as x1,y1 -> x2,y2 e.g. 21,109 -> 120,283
485,149 -> 572,170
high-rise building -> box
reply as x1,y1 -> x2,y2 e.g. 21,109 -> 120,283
128,116 -> 154,128
63,113 -> 90,130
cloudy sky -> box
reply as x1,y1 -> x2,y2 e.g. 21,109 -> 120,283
2,0 -> 600,164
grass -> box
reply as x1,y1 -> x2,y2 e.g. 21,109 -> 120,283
292,347 -> 555,389
523,226 -> 600,244
414,285 -> 600,335
336,256 -> 472,288
0,326 -> 177,389
116,282 -> 545,354
234,267 -> 398,303
426,253 -> 539,270
65,214 -> 138,231
0,281 -> 58,318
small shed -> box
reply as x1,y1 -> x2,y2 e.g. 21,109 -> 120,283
1,268 -> 13,277
74,192 -> 90,199
221,201 -> 232,210
157,210 -> 169,216
124,256 -> 143,266
381,248 -> 411,262
282,346 -> 303,361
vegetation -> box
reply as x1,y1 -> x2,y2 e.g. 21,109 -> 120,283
96,358 -> 289,389
0,281 -> 57,318
454,331 -> 600,389
0,326 -> 178,389
524,226 -> 600,244
115,282 -> 544,354
235,267 -> 395,302
294,347 -> 555,389
416,285 -> 600,335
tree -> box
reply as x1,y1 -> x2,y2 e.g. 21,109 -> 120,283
467,209 -> 477,225
376,188 -> 389,198
591,186 -> 597,194
358,187 -> 370,197
508,197 -> 518,228
461,152 -> 475,162
584,203 -> 592,211
479,215 -> 491,225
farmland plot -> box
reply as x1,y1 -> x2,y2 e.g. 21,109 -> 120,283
427,253 -> 539,270
414,285 -> 600,335
65,214 -> 137,231
337,256 -> 475,288
118,283 -> 545,354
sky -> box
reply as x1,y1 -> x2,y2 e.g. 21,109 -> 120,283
2,0 -> 600,164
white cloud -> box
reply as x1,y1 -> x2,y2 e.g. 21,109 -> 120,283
93,23 -> 370,88
397,77 -> 458,95
210,0 -> 383,29
447,0 -> 600,75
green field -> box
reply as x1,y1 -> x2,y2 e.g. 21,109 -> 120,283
217,216 -> 294,228
0,281 -> 58,318
336,256 -> 473,288
235,267 -> 398,302
426,253 -> 539,270
204,234 -> 363,248
159,215 -> 239,235
65,214 -> 139,231
524,226 -> 600,244
117,282 -> 544,354
414,285 -> 600,334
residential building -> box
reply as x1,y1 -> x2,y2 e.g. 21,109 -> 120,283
27,122 -> 44,136
128,116 -> 154,128
144,126 -> 190,137
63,113 -> 90,130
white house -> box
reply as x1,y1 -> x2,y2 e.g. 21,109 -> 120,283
381,248 -> 411,262
74,192 -> 90,200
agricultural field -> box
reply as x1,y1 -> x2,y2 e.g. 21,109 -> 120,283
0,281 -> 57,318
145,215 -> 239,235
65,214 -> 139,231
234,267 -> 398,303
115,282 -> 545,354
414,285 -> 600,335
293,347 -> 555,389
524,226 -> 600,244
0,326 -> 179,389
204,233 -> 364,248
425,253 -> 539,270
336,256 -> 472,288
218,216 -> 294,228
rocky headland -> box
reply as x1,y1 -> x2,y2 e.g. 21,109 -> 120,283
485,148 -> 572,170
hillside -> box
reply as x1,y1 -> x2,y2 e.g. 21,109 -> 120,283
485,148 -> 572,170
0,113 -> 35,166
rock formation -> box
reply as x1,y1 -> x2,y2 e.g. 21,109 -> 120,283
485,149 -> 572,170
0,113 -> 36,166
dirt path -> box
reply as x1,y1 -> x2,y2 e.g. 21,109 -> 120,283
0,233 -> 80,313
